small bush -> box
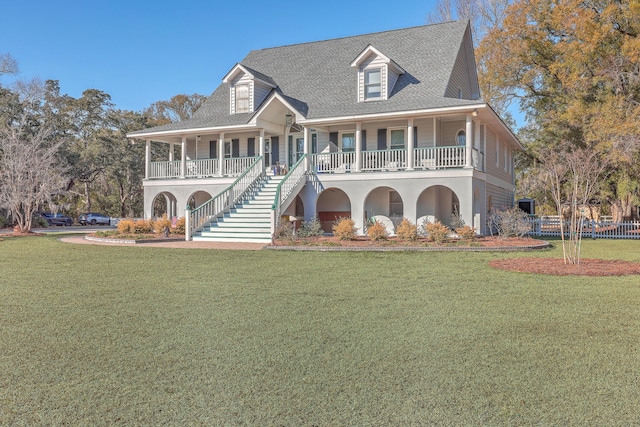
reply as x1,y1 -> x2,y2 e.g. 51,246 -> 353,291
296,216 -> 323,238
332,217 -> 357,240
425,221 -> 450,244
275,221 -> 294,241
154,215 -> 172,234
396,218 -> 418,241
450,211 -> 465,229
367,220 -> 388,241
487,207 -> 530,238
174,217 -> 186,235
134,219 -> 154,234
117,219 -> 135,234
456,225 -> 476,242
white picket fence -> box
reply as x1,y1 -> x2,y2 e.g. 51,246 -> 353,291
527,217 -> 640,240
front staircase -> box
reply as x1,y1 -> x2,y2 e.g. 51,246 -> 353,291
192,175 -> 284,243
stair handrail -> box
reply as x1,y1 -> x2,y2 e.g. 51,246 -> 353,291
186,156 -> 263,240
271,154 -> 307,237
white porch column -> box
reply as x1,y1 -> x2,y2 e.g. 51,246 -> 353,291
180,136 -> 187,178
145,140 -> 151,179
259,129 -> 265,173
355,122 -> 362,172
284,126 -> 290,168
474,119 -> 481,170
218,133 -> 225,176
303,126 -> 310,172
168,143 -> 174,161
465,114 -> 473,169
407,118 -> 414,170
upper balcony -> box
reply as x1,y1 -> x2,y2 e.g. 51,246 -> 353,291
147,146 -> 485,180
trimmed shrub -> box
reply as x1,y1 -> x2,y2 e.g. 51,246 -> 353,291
154,215 -> 172,234
332,218 -> 357,240
425,221 -> 450,244
174,217 -> 186,235
134,219 -> 154,234
367,220 -> 388,241
456,225 -> 476,242
117,219 -> 135,234
396,218 -> 418,241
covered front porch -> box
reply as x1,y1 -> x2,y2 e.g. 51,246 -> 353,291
143,109 -> 490,180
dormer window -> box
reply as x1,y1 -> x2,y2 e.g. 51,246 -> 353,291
222,63 -> 277,115
364,69 -> 381,100
351,45 -> 404,103
235,84 -> 250,113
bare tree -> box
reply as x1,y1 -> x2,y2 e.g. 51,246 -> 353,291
0,80 -> 68,233
523,144 -> 608,264
0,53 -> 18,79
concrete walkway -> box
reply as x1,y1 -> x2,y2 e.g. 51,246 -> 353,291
58,235 -> 267,250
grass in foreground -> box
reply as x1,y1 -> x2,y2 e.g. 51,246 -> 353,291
1,235 -> 639,425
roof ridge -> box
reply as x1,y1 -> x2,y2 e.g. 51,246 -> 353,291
251,20 -> 467,53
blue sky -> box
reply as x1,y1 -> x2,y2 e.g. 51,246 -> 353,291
2,0 -> 443,111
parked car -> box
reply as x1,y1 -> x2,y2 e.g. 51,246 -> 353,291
40,212 -> 73,226
78,212 -> 111,226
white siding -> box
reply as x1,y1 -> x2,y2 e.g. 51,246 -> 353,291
414,117 -> 434,147
358,55 -> 388,102
440,120 -> 466,146
444,28 -> 479,99
254,82 -> 271,110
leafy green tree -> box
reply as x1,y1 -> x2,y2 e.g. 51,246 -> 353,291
477,0 -> 640,220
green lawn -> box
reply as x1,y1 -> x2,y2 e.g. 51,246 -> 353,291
1,235 -> 639,425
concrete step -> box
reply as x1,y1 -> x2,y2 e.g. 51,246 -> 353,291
192,235 -> 272,243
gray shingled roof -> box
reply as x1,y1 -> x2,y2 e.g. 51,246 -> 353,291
131,21 -> 481,136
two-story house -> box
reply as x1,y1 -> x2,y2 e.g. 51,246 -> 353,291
128,20 -> 521,242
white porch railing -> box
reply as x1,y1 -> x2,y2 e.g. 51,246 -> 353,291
187,158 -> 219,177
527,217 -> 640,239
312,152 -> 356,173
414,146 -> 465,169
149,157 -> 257,179
150,160 -> 181,178
271,154 -> 307,235
362,149 -> 407,172
310,147 -> 471,173
185,157 -> 264,240
223,156 -> 257,176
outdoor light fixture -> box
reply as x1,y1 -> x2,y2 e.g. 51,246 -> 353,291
285,113 -> 294,127
472,109 -> 478,117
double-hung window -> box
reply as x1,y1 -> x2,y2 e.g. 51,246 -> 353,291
224,141 -> 231,158
389,128 -> 405,150
235,84 -> 249,113
340,132 -> 355,152
364,69 -> 381,100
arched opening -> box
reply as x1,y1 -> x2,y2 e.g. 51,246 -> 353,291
316,188 -> 351,233
363,187 -> 403,235
416,185 -> 460,228
152,192 -> 178,219
187,191 -> 213,210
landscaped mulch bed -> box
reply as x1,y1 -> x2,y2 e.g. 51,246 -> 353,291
489,257 -> 640,276
269,236 -> 549,251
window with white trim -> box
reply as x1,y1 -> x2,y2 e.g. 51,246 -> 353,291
224,141 -> 231,158
388,128 -> 405,150
235,84 -> 250,113
340,132 -> 355,152
456,130 -> 466,147
364,69 -> 382,100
